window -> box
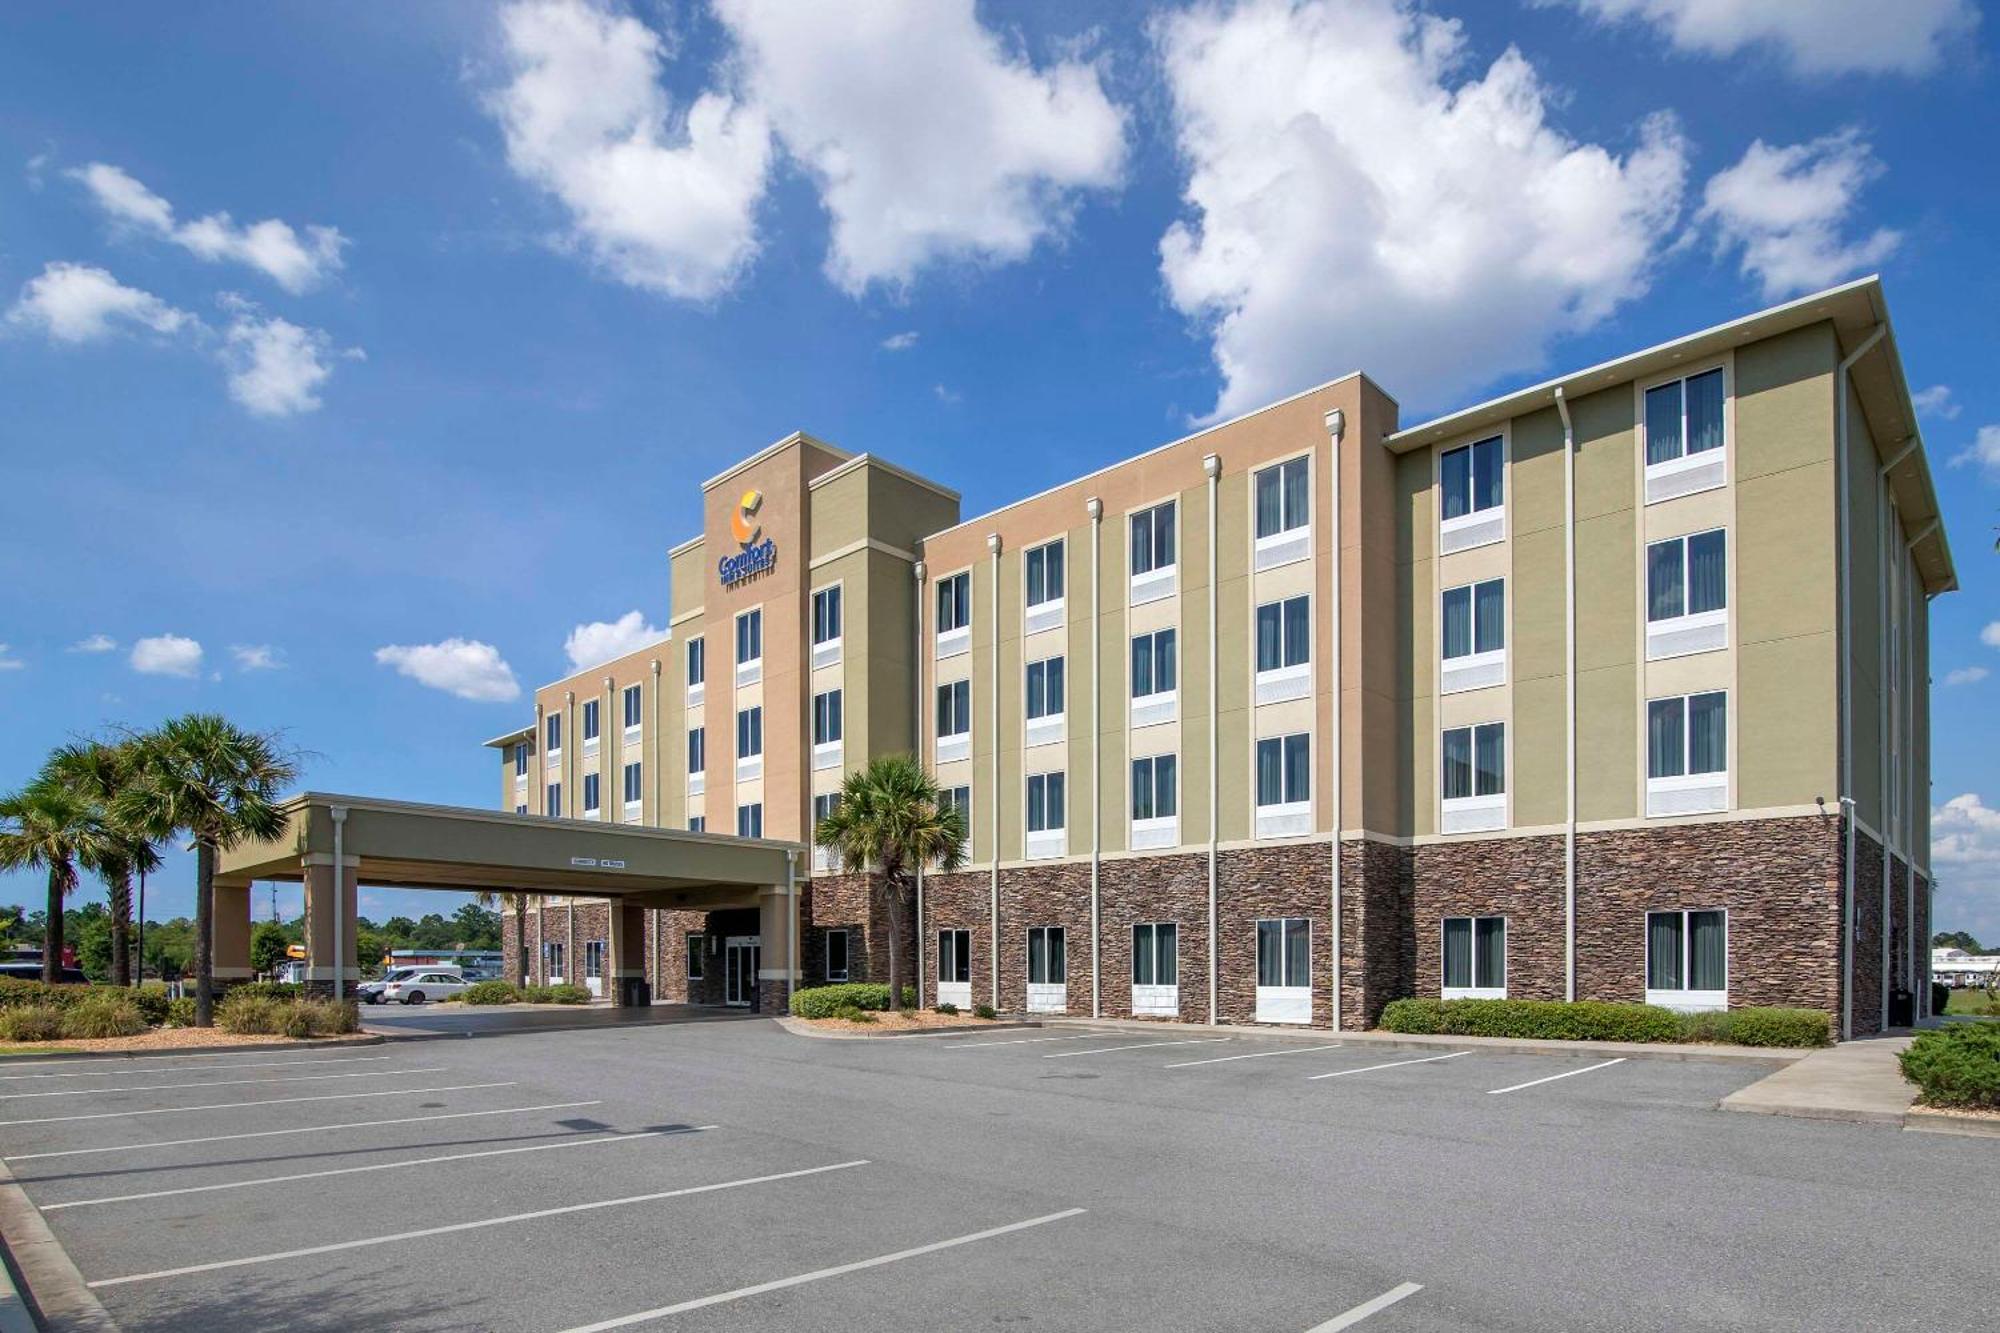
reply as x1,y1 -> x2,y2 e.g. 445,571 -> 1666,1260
736,706 -> 763,758
1646,530 -> 1728,659
515,804 -> 527,816
1255,596 -> 1311,672
1646,909 -> 1726,1008
812,585 -> 842,645
936,680 -> 971,737
825,929 -> 850,983
584,939 -> 604,982
544,940 -> 565,977
1442,579 -> 1505,660
514,743 -> 528,777
687,726 -> 706,775
941,786 -> 971,844
1440,436 -> 1504,522
1442,916 -> 1506,997
813,791 -> 841,843
1132,922 -> 1178,987
736,803 -> 763,838
1131,628 -> 1178,700
622,683 -> 642,729
936,572 -> 971,633
1441,723 -> 1505,834
545,782 -> 561,817
1255,734 -> 1311,808
813,689 -> 843,745
688,816 -> 706,833
1648,692 -> 1726,779
686,637 -> 705,687
938,929 -> 971,984
1026,772 -> 1065,833
1130,501 -> 1177,576
581,699 -> 599,744
1257,918 -> 1310,988
622,762 -> 642,805
545,713 -> 562,753
1025,540 -> 1065,607
686,933 -> 704,980
735,609 -> 762,665
1025,655 -> 1065,721
582,773 -> 600,815
1255,457 -> 1310,538
1131,755 -> 1179,821
1645,368 -> 1725,466
1028,926 -> 1066,985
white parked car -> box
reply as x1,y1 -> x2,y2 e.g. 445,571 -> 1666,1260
359,966 -> 461,1004
380,970 -> 471,1005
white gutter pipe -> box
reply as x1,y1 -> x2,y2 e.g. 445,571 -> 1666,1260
914,560 -> 927,1003
1555,386 -> 1577,1001
987,532 -> 1002,1011
1204,453 -> 1221,1026
1324,409 -> 1344,1030
1835,322 -> 1885,1042
330,804 -> 347,1002
1086,498 -> 1104,1019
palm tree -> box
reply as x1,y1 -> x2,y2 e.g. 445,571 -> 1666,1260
115,715 -> 297,1026
813,754 -> 968,1008
475,890 -> 531,985
42,740 -> 157,986
0,781 -> 112,982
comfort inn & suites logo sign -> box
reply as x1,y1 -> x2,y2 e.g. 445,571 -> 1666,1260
720,488 -> 777,585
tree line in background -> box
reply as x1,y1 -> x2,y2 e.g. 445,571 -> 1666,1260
1935,931 -> 1990,954
0,713 -> 294,1025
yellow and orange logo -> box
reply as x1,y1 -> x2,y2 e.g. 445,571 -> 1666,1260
730,488 -> 764,548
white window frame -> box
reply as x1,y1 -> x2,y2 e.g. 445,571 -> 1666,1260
1129,499 -> 1179,606
1130,921 -> 1178,1016
736,802 -> 763,839
812,792 -> 841,873
811,583 -> 843,670
941,786 -> 971,860
1645,529 -> 1729,661
1438,434 -> 1506,554
685,637 -> 706,708
734,608 -> 763,687
1646,691 -> 1728,817
735,706 -> 763,782
544,782 -> 561,818
1024,539 -> 1066,635
581,698 -> 601,756
685,932 -> 704,981
813,688 -> 843,772
1027,925 -> 1067,1013
1440,722 -> 1506,834
935,678 -> 971,765
1130,754 -> 1179,850
1641,364 -> 1729,505
688,816 -> 706,834
622,682 -> 643,733
935,570 -> 971,660
1440,915 -> 1507,1000
1253,454 -> 1312,571
1440,577 -> 1507,694
544,714 -> 563,768
824,928 -> 850,983
1025,771 -> 1066,860
1254,917 -> 1311,1024
621,760 -> 642,821
1025,654 -> 1065,747
1644,908 -> 1728,1012
1253,594 -> 1312,705
581,772 -> 601,820
936,928 -> 972,1009
1253,733 -> 1312,838
1129,628 -> 1178,727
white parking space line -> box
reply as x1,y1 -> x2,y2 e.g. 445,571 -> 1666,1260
0,1055 -> 395,1082
1166,1044 -> 1344,1069
1305,1052 -> 1467,1081
5,1100 -> 604,1163
1485,1058 -> 1626,1096
555,1208 -> 1089,1332
0,1081 -> 515,1129
87,1159 -> 871,1289
1306,1281 -> 1424,1331
42,1125 -> 722,1212
0,1066 -> 445,1100
1044,1038 -> 1233,1060
939,1034 -> 1102,1049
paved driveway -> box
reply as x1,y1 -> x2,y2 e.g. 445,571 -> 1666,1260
0,1021 -> 1985,1331
359,1000 -> 764,1039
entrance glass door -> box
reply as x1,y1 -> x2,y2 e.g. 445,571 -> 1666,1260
725,936 -> 761,1008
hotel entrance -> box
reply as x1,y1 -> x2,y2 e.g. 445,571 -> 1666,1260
725,936 -> 761,1008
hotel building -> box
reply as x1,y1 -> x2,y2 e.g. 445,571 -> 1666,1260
491,276 -> 1951,1039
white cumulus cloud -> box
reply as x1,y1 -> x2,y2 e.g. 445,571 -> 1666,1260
129,634 -> 203,678
68,162 -> 347,293
563,610 -> 666,672
1950,426 -> 2000,483
1698,130 -> 1899,301
68,634 -> 117,654
717,0 -> 1126,293
1944,666 -> 1989,687
5,261 -> 191,343
488,0 -> 773,301
1155,0 -> 1689,421
1911,384 -> 1959,420
375,638 -> 521,702
230,644 -> 282,671
219,301 -> 340,417
1982,622 -> 2000,651
0,645 -> 24,672
1933,792 -> 2000,943
1547,0 -> 1978,77
881,331 -> 919,351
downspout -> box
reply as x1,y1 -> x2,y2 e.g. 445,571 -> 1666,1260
1555,386 -> 1578,1002
914,559 -> 928,1002
988,533 -> 1003,1011
1325,410 -> 1345,1031
651,658 -> 662,822
786,846 -> 799,1010
1878,481 -> 1893,1032
1835,322 -> 1885,1042
1879,442 -> 1918,1021
330,805 -> 347,1002
1204,453 -> 1221,1026
1085,498 -> 1104,1019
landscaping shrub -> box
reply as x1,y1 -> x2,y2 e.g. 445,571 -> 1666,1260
0,977 -> 81,1011
214,993 -> 282,1034
1381,997 -> 1830,1047
1675,1007 -> 1830,1048
898,1008 -> 918,1020
541,984 -> 592,1005
901,986 -> 917,1008
230,981 -> 302,1002
460,980 -> 520,1006
128,986 -> 172,1025
973,1003 -> 998,1020
59,997 -> 147,1039
0,1006 -> 67,1042
790,983 -> 893,1019
831,1003 -> 876,1023
1932,982 -> 1952,1019
934,1002 -> 959,1016
165,996 -> 197,1027
216,994 -> 359,1038
1900,1023 -> 2000,1109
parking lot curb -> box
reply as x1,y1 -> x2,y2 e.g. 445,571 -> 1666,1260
776,1016 -> 1044,1040
0,1034 -> 385,1065
1040,1019 -> 1807,1065
0,1161 -> 118,1333
1903,1108 -> 2000,1138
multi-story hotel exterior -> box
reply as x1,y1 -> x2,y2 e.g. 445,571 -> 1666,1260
492,276 -> 1951,1039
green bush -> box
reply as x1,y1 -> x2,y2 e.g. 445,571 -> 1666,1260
214,993 -> 282,1035
59,997 -> 148,1039
901,986 -> 917,1009
127,986 -> 171,1025
0,977 -> 82,1011
830,1003 -> 876,1023
460,980 -> 520,1006
541,984 -> 592,1005
165,996 -> 197,1028
1901,1023 -> 2000,1109
790,983 -> 893,1019
215,994 -> 359,1038
934,1002 -> 959,1016
1674,1007 -> 1830,1048
1380,997 -> 1830,1047
0,1006 -> 67,1042
973,1003 -> 998,1020
898,1008 -> 918,1020
228,981 -> 302,1002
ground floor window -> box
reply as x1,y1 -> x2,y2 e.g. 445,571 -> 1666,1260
1442,916 -> 1506,998
826,929 -> 849,982
543,940 -> 565,979
1646,909 -> 1726,1011
938,929 -> 971,984
685,933 -> 703,980
1257,918 -> 1310,988
1132,922 -> 1178,986
1029,926 -> 1066,985
584,939 -> 604,982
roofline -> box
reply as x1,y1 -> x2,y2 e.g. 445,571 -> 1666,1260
668,533 -> 706,558
481,725 -> 533,749
921,370 -> 1387,544
807,451 -> 961,502
278,791 -> 804,854
700,430 -> 852,494
533,634 -> 674,696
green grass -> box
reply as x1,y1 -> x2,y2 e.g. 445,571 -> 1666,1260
0,1044 -> 78,1055
1944,990 -> 2000,1017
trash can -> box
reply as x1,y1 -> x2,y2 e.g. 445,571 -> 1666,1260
618,976 -> 651,1008
1889,988 -> 1914,1028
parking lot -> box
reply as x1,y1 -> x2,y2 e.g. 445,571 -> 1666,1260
0,1019 -> 1988,1332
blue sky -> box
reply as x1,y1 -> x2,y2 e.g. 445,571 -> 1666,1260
3,0 -> 1997,936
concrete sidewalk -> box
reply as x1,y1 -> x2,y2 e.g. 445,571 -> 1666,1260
1720,1035 -> 1917,1125
1041,1016 -> 1806,1064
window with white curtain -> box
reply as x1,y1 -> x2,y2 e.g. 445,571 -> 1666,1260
1130,755 -> 1179,821
1026,772 -> 1065,833
1647,692 -> 1727,816
1646,530 -> 1728,658
1441,722 -> 1505,833
1442,916 -> 1506,997
1256,918 -> 1310,988
1254,734 -> 1311,838
1025,540 -> 1065,607
1646,909 -> 1726,1010
1130,501 -> 1177,576
1255,457 -> 1310,538
1025,655 -> 1065,721
1441,578 -> 1506,691
1256,596 -> 1312,673
1644,367 -> 1727,502
1130,629 -> 1178,725
1131,922 -> 1178,986
1440,436 -> 1505,551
